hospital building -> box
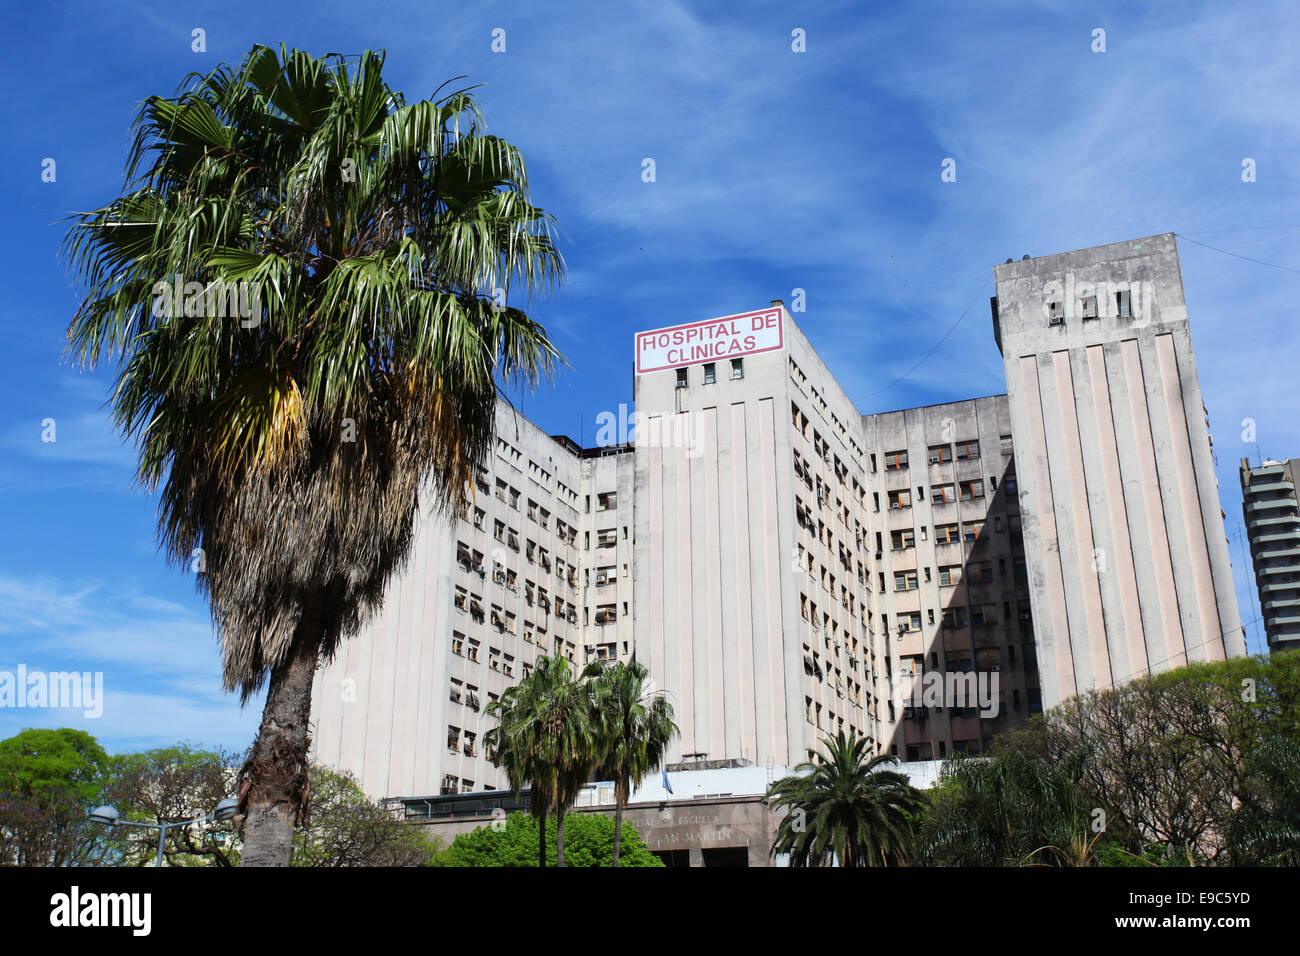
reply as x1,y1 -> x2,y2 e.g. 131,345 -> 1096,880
310,233 -> 1245,808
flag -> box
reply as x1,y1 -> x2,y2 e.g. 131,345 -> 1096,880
662,767 -> 673,795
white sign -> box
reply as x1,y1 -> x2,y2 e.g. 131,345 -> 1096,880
635,307 -> 784,375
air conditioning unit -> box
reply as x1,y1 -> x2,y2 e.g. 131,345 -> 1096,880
1049,316 -> 1065,327
675,381 -> 688,389
929,456 -> 941,464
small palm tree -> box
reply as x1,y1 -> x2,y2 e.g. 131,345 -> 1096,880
768,730 -> 925,866
63,44 -> 562,865
917,748 -> 1088,866
584,659 -> 677,866
486,655 -> 595,866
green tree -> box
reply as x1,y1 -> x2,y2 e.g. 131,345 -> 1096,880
1040,651 -> 1300,861
63,44 -> 563,866
436,811 -> 662,867
584,659 -> 677,867
99,744 -> 240,866
292,765 -> 441,866
768,730 -> 925,866
0,728 -> 111,866
917,746 -> 1090,866
1226,736 -> 1300,866
485,655 -> 595,866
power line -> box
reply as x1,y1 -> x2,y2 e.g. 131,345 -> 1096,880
852,273 -> 993,405
1175,233 -> 1300,275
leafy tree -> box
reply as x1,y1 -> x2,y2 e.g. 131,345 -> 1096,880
99,744 -> 240,866
436,811 -> 662,867
0,728 -> 112,866
1040,652 -> 1300,861
292,765 -> 441,866
63,44 -> 563,865
584,659 -> 677,866
485,655 -> 595,866
768,730 -> 925,866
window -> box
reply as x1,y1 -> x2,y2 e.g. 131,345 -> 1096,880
941,607 -> 969,629
1115,289 -> 1132,317
451,632 -> 465,656
898,612 -> 922,633
971,604 -> 997,626
597,529 -> 617,548
595,604 -> 617,625
959,479 -> 984,501
891,529 -> 915,550
597,492 -> 617,511
894,570 -> 918,592
955,440 -> 980,461
676,368 -> 688,388
1048,300 -> 1064,324
931,483 -> 955,504
703,362 -> 716,384
935,523 -> 960,545
888,489 -> 911,510
938,565 -> 961,587
968,562 -> 993,583
731,358 -> 745,380
447,726 -> 461,752
1080,295 -> 1098,319
1000,434 -> 1014,455
1005,476 -> 1018,496
962,522 -> 984,542
472,508 -> 485,530
885,450 -> 908,471
927,445 -> 952,464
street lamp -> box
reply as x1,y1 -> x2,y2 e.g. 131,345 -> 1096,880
88,799 -> 240,866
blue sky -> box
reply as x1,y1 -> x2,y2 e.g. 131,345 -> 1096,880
2,0 -> 1297,754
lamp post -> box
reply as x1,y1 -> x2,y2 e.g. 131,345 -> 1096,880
89,798 -> 238,867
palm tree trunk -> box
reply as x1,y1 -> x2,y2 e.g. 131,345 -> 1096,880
239,600 -> 320,867
612,800 -> 624,867
556,808 -> 566,867
538,811 -> 546,867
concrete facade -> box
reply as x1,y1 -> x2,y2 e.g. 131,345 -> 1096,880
632,306 -> 884,768
1239,457 -> 1300,649
992,234 -> 1245,708
862,396 -> 1042,759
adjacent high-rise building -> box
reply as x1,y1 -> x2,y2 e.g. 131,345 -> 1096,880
311,234 -> 1246,800
991,234 -> 1245,708
1239,457 -> 1300,650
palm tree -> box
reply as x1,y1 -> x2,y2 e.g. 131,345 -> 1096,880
1227,737 -> 1300,866
916,748 -> 1088,866
62,44 -> 562,865
584,659 -> 677,866
768,730 -> 925,866
486,655 -> 595,866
